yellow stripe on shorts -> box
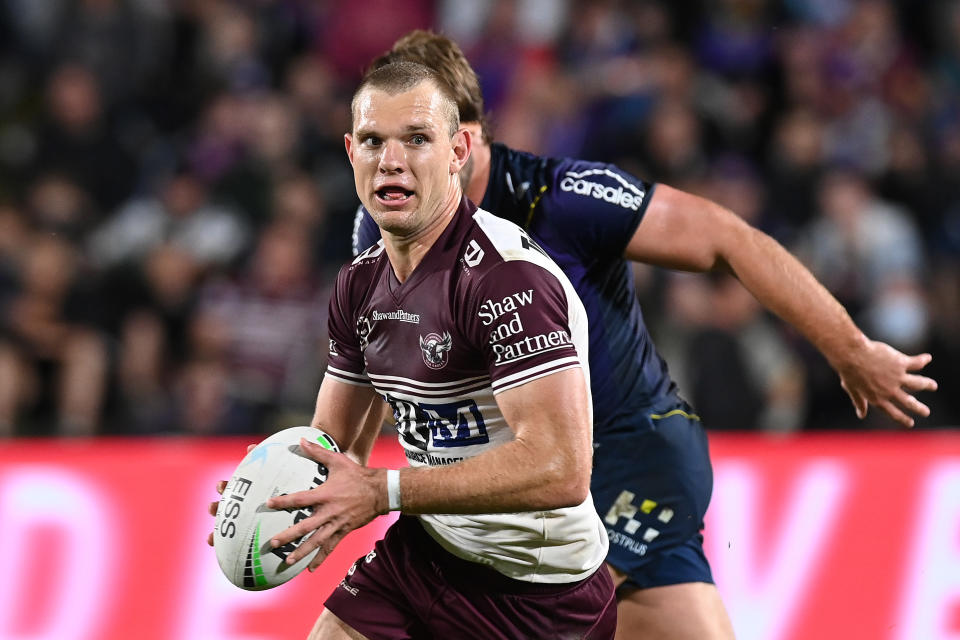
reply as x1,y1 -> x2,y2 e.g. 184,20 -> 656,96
649,409 -> 701,422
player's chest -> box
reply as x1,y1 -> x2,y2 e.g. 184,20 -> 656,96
354,287 -> 479,385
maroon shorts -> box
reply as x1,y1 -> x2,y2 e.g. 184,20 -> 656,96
324,516 -> 616,640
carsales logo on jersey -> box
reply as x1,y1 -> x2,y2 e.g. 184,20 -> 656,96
560,171 -> 643,211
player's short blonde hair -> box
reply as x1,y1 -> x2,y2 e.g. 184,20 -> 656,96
368,30 -> 491,143
351,61 -> 460,137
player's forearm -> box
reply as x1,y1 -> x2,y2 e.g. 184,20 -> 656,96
392,436 -> 591,515
309,378 -> 383,464
345,403 -> 387,465
721,221 -> 869,367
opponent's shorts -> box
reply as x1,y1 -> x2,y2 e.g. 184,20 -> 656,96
591,400 -> 715,593
324,515 -> 617,640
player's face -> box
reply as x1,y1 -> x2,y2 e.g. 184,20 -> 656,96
346,81 -> 471,240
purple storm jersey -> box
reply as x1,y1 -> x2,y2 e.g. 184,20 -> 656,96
327,197 -> 608,583
354,143 -> 679,441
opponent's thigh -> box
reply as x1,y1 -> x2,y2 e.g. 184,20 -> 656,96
308,609 -> 371,640
614,582 -> 736,640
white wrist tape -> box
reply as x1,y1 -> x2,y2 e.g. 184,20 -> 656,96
386,469 -> 402,512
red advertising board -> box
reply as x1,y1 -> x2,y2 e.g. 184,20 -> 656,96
2,432 -> 959,640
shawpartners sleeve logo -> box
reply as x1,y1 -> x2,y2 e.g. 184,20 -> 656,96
420,332 -> 453,369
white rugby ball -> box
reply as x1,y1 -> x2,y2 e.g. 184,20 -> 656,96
214,426 -> 340,590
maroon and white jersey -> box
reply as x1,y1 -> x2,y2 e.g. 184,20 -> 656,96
326,198 -> 607,583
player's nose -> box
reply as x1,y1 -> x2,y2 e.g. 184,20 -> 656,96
378,139 -> 406,173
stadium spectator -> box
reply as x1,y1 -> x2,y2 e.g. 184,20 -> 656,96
186,219 -> 327,434
88,168 -> 248,270
0,232 -> 107,436
34,63 -> 135,212
797,167 -> 927,345
665,271 -> 807,432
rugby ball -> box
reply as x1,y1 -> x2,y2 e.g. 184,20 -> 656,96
213,426 -> 340,590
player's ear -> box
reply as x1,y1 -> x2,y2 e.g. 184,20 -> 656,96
450,127 -> 472,175
344,133 -> 355,165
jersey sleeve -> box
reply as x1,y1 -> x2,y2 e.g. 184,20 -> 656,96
462,260 -> 582,395
351,205 -> 381,256
324,266 -> 371,387
542,159 -> 655,259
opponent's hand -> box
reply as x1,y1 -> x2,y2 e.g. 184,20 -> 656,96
207,444 -> 258,547
835,340 -> 937,428
265,438 -> 387,571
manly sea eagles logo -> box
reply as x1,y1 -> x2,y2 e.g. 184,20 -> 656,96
357,316 -> 374,352
420,332 -> 453,369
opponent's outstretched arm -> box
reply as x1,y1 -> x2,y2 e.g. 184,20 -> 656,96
627,183 -> 937,427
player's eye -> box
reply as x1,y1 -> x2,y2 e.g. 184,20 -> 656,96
410,134 -> 427,145
363,136 -> 381,146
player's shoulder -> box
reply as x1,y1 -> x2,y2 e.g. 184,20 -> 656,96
348,238 -> 385,269
335,238 -> 385,294
468,208 -> 552,265
547,156 -> 651,214
454,208 -> 563,297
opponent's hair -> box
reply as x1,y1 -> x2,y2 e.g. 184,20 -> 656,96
368,30 -> 491,143
351,61 -> 460,137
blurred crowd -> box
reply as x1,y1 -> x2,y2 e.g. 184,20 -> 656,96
0,0 -> 956,437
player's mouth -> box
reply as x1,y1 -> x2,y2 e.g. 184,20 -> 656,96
374,186 -> 415,207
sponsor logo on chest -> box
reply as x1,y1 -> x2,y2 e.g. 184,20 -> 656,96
371,309 -> 420,323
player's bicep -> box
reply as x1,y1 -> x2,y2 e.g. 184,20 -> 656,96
625,183 -> 743,272
495,369 -> 592,492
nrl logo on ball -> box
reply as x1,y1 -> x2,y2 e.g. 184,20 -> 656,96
420,332 -> 453,369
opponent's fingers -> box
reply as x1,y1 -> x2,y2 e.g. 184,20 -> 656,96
267,487 -> 322,511
895,390 -> 930,418
208,500 -> 220,517
906,352 -> 933,371
902,373 -> 938,393
879,400 -> 914,429
842,381 -> 868,419
207,531 -> 214,547
216,480 -> 227,494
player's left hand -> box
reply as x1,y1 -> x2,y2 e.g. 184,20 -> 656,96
207,443 -> 258,547
835,340 -> 937,428
266,438 -> 387,570
206,480 -> 228,547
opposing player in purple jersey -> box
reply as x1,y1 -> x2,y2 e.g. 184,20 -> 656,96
350,32 -> 939,640
265,62 -> 616,639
